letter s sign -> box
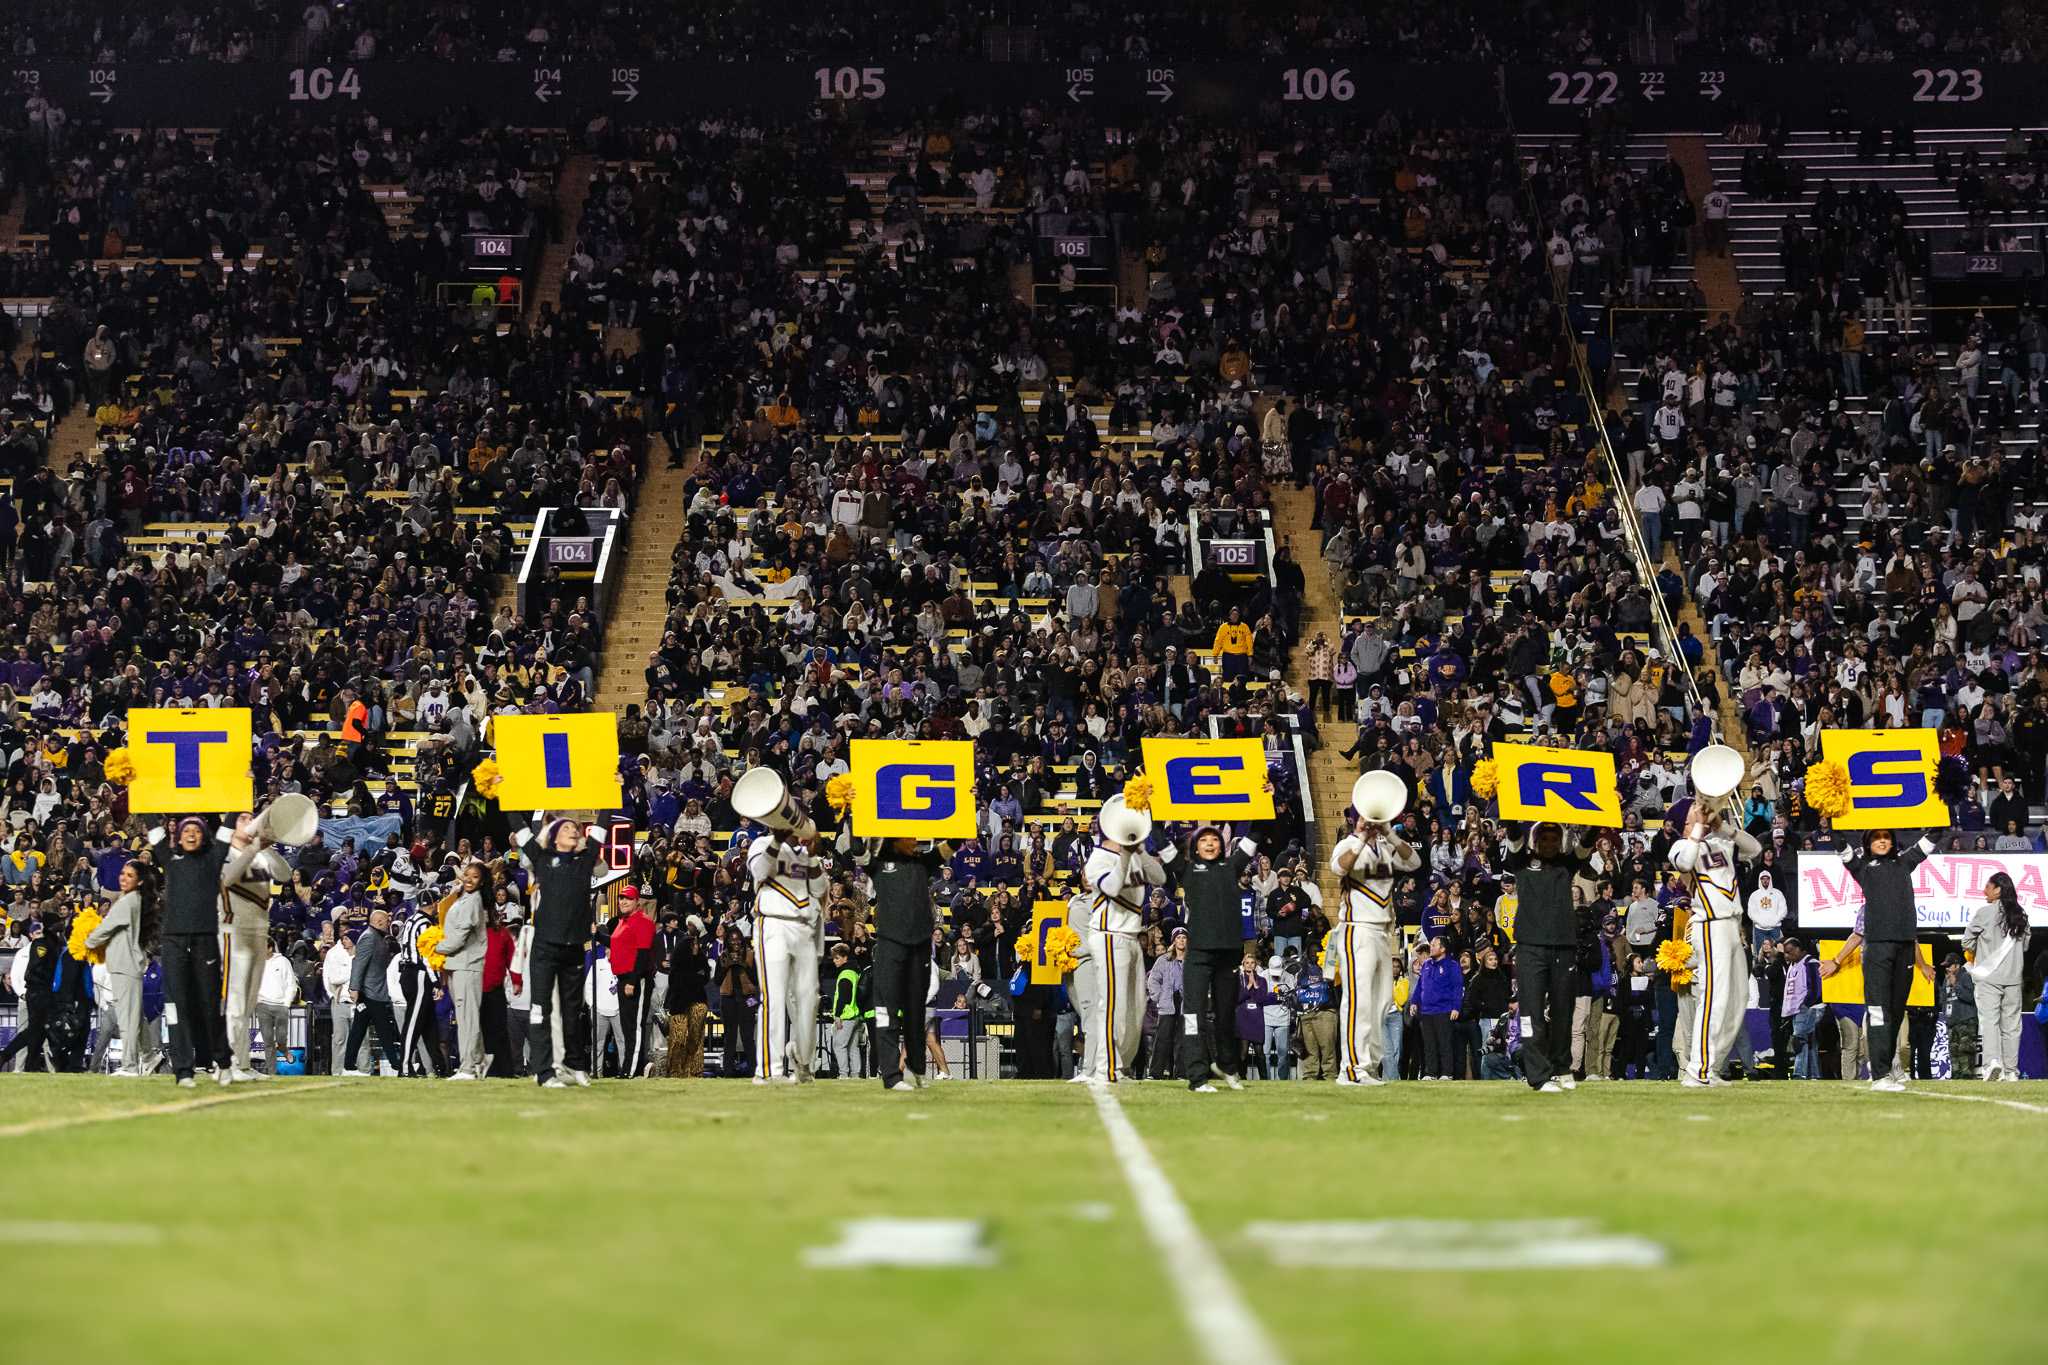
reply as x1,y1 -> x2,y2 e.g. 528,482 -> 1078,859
877,764 -> 957,822
1846,749 -> 1929,809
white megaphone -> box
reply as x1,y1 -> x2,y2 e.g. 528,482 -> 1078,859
732,767 -> 814,841
1690,744 -> 1746,800
1351,770 -> 1409,823
1097,793 -> 1153,848
249,792 -> 318,847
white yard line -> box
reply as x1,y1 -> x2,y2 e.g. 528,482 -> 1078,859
1088,1083 -> 1287,1365
0,1079 -> 346,1139
1899,1087 -> 2048,1117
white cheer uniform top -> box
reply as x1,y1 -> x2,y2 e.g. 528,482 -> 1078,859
1329,833 -> 1420,925
1670,826 -> 1760,921
747,835 -> 829,923
1083,843 -> 1165,936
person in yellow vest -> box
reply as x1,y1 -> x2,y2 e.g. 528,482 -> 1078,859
1548,669 -> 1581,735
1211,607 -> 1254,682
1493,875 -> 1519,942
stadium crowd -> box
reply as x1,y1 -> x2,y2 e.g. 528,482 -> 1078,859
2,9 -> 2044,1088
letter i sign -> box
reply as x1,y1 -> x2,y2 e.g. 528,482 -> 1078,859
489,713 -> 622,811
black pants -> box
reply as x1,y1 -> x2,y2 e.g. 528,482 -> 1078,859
1768,1011 -> 1794,1079
160,932 -> 229,1079
527,940 -> 591,1083
617,969 -> 652,1077
1516,942 -> 1576,1089
1182,946 -> 1242,1084
1862,940 -> 1915,1079
871,937 -> 928,1087
343,999 -> 402,1072
1907,1008 -> 1936,1080
399,962 -> 447,1077
0,996 -> 50,1070
1150,1013 -> 1182,1079
482,985 -> 515,1077
1419,1012 -> 1455,1078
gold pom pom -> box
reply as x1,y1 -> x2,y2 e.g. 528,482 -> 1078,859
416,925 -> 447,972
826,774 -> 856,814
103,748 -> 137,786
1803,759 -> 1852,818
471,758 -> 504,800
1470,759 -> 1498,800
68,907 -> 105,964
1048,925 -> 1083,974
1122,775 -> 1154,812
1655,938 -> 1695,987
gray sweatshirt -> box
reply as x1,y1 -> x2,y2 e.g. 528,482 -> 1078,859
1962,904 -> 2029,986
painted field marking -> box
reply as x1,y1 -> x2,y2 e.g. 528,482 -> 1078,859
1899,1087 -> 2048,1117
0,1079 -> 346,1140
803,1218 -> 996,1269
1089,1082 -> 1287,1365
1243,1219 -> 1668,1271
0,1221 -> 164,1246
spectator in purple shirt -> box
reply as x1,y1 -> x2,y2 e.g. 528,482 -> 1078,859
1782,937 -> 1824,1080
1411,935 -> 1465,1081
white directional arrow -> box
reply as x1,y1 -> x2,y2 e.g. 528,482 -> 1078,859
612,82 -> 638,102
89,86 -> 114,103
1067,82 -> 1093,102
534,84 -> 556,103
1148,83 -> 1174,102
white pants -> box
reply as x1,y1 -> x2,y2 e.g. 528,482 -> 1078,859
1086,930 -> 1143,1082
1333,921 -> 1394,1081
755,916 -> 821,1079
1975,979 -> 2024,1076
224,931 -> 267,1071
1685,916 -> 1748,1083
1067,955 -> 1099,1079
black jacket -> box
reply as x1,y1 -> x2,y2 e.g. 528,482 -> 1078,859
1503,830 -> 1595,948
153,834 -> 231,937
529,844 -> 600,947
865,843 -> 942,947
1168,838 -> 1258,951
1843,836 -> 1932,942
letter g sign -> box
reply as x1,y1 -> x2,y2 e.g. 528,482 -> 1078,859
877,763 -> 957,822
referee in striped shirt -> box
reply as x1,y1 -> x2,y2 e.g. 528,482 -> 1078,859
397,893 -> 450,1079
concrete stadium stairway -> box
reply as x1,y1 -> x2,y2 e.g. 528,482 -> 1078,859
525,154 -> 594,323
1272,484 -> 1352,911
593,436 -> 688,715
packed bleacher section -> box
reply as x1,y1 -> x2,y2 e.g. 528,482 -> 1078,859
2,14 -> 2042,1087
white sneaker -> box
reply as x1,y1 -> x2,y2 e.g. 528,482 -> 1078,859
1335,1075 -> 1387,1087
751,1075 -> 771,1086
1983,1063 -> 2003,1083
110,1068 -> 143,1079
1680,1076 -> 1710,1088
886,1080 -> 916,1092
1189,1083 -> 1219,1093
1706,1074 -> 1735,1087
230,1067 -> 262,1083
1538,1081 -> 1566,1093
447,1071 -> 478,1082
1220,1072 -> 1246,1091
931,1072 -> 952,1082
570,1070 -> 592,1088
2000,1072 -> 2021,1083
177,1076 -> 197,1089
1583,1073 -> 1607,1083
911,1071 -> 927,1089
215,1066 -> 233,1087
1559,1077 -> 1578,1091
1870,1076 -> 1906,1093
540,1076 -> 569,1089
342,1069 -> 371,1078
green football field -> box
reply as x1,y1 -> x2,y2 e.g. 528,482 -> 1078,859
4,1075 -> 2044,1364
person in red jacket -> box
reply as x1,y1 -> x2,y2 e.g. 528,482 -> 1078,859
481,907 -> 517,1078
608,886 -> 659,1078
